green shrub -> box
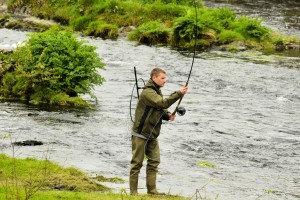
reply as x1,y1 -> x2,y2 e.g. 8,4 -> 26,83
52,5 -> 82,25
172,8 -> 221,47
79,0 -> 104,7
0,14 -> 12,20
173,15 -> 195,43
106,0 -> 125,14
271,33 -> 300,46
137,0 -> 203,7
210,7 -> 236,29
128,21 -> 170,45
1,72 -> 16,96
86,21 -> 119,39
144,3 -> 187,21
71,15 -> 93,31
1,26 -> 105,107
87,3 -> 110,16
218,30 -> 244,44
231,16 -> 271,41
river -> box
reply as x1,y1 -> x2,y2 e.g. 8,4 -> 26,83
1,1 -> 300,200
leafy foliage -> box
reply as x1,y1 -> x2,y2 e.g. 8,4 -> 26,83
172,7 -> 274,49
71,15 -> 93,31
209,7 -> 236,30
137,0 -> 203,7
85,21 -> 119,39
172,16 -> 195,48
218,30 -> 244,44
0,27 -> 105,107
231,16 -> 271,41
128,21 -> 170,45
144,3 -> 187,21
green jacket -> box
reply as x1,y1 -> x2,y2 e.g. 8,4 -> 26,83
132,79 -> 183,139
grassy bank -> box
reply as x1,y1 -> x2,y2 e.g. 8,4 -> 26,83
5,0 -> 299,52
0,153 -> 188,200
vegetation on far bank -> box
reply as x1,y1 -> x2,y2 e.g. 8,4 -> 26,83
2,0 -> 299,52
0,0 -> 299,107
0,153 -> 188,200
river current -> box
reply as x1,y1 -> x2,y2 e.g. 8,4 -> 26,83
1,1 -> 300,200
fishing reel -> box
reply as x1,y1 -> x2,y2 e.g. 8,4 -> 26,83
176,106 -> 186,116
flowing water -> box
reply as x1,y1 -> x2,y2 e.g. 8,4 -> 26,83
1,1 -> 300,199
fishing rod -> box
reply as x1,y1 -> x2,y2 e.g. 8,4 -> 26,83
134,66 -> 141,99
130,0 -> 198,119
130,66 -> 145,122
171,0 -> 198,116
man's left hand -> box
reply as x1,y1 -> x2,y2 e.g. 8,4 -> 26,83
169,113 -> 176,121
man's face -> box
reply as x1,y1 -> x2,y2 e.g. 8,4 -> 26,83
152,72 -> 166,87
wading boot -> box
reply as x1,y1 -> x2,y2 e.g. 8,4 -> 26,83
146,173 -> 165,195
130,175 -> 138,195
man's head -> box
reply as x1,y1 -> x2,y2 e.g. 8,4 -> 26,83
151,67 -> 166,87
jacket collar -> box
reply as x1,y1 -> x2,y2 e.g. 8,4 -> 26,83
145,79 -> 161,91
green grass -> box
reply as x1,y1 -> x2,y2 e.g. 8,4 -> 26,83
0,189 -> 188,200
30,191 -> 188,200
0,154 -> 187,200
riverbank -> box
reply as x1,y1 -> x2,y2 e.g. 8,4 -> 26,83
1,0 -> 300,53
0,2 -> 56,32
0,153 -> 187,200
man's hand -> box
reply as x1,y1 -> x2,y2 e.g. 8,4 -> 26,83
169,113 -> 176,121
180,85 -> 188,95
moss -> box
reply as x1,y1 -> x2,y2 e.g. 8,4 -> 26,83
197,161 -> 217,168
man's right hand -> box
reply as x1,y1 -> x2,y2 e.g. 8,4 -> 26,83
180,85 -> 188,95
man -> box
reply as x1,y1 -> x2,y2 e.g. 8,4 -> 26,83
130,67 -> 188,195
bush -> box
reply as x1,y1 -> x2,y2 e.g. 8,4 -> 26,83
172,8 -> 221,48
173,15 -> 195,43
128,21 -> 170,45
137,0 -> 203,7
1,26 -> 105,107
231,16 -> 271,41
71,15 -> 93,31
85,21 -> 119,39
210,7 -> 236,29
144,3 -> 187,21
218,30 -> 244,44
